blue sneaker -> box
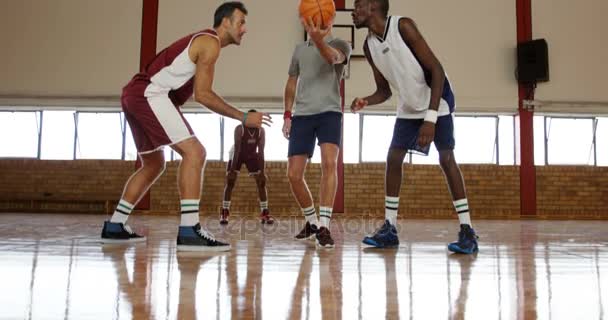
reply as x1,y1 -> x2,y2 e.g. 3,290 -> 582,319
362,220 -> 399,248
448,224 -> 479,254
177,223 -> 231,252
101,221 -> 146,243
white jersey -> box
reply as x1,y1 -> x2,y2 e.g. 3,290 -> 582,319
366,16 -> 455,119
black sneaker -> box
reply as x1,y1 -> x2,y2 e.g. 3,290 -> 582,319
295,222 -> 318,240
101,221 -> 146,243
315,226 -> 335,249
177,223 -> 231,252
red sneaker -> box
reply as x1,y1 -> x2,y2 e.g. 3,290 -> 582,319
220,208 -> 230,225
260,209 -> 274,224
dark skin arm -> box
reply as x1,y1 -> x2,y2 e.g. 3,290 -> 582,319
257,128 -> 265,172
350,40 -> 392,112
231,125 -> 243,171
398,18 -> 446,147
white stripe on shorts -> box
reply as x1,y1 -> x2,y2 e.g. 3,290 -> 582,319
146,95 -> 192,144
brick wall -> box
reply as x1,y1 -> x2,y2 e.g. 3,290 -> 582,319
536,166 -> 608,219
0,159 -> 606,219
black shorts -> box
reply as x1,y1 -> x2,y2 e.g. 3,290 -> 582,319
288,111 -> 342,158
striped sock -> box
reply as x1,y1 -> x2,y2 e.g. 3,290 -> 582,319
180,199 -> 200,227
301,205 -> 318,226
319,206 -> 332,228
110,199 -> 134,224
385,196 -> 399,226
222,201 -> 231,209
260,201 -> 268,211
454,198 -> 472,227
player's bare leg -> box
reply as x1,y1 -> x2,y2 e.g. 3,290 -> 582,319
288,155 -> 319,240
254,172 -> 273,224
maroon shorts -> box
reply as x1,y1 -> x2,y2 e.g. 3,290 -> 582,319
122,94 -> 194,154
227,157 -> 261,174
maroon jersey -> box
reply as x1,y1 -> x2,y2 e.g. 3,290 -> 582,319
240,126 -> 261,158
122,29 -> 218,106
229,126 -> 260,159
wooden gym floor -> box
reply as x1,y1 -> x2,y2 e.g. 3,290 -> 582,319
0,213 -> 606,320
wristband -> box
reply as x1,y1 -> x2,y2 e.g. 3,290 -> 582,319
283,111 -> 292,120
242,111 -> 248,124
424,109 -> 438,124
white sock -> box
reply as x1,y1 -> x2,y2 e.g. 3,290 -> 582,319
222,201 -> 231,209
260,201 -> 268,211
385,196 -> 399,226
301,205 -> 318,226
454,198 -> 472,227
180,199 -> 200,227
110,199 -> 134,224
319,206 -> 332,228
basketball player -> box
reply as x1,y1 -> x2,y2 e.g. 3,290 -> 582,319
283,16 -> 352,248
350,0 -> 479,253
100,2 -> 271,252
220,110 -> 274,225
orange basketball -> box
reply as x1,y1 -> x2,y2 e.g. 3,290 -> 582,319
299,0 -> 336,29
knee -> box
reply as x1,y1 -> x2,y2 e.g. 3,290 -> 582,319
386,149 -> 406,168
439,151 -> 456,170
184,143 -> 207,166
287,169 -> 303,184
321,159 -> 337,175
142,156 -> 166,177
226,176 -> 237,188
256,174 -> 267,188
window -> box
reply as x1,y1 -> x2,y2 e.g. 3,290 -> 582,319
124,118 -> 138,161
546,117 -> 594,165
596,117 -> 608,166
223,117 -> 242,161
0,111 -> 39,158
343,113 -> 360,163
498,115 -> 515,165
534,115 -> 546,166
453,116 -> 497,164
263,113 -> 290,161
40,111 -> 75,160
75,112 -> 122,159
361,115 -> 394,162
184,113 -> 221,160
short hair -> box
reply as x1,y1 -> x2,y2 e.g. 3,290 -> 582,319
248,109 -> 257,113
372,0 -> 389,16
213,2 -> 248,28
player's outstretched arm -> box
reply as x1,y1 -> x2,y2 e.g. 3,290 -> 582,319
191,36 -> 271,128
351,40 -> 392,113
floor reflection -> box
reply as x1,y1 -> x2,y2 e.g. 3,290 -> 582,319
0,215 -> 606,319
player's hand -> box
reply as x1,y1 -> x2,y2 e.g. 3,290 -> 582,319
350,97 -> 368,113
417,121 -> 436,148
282,118 -> 292,139
245,112 -> 272,128
301,17 -> 331,45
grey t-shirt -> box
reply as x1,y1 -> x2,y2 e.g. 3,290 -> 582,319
288,36 -> 352,116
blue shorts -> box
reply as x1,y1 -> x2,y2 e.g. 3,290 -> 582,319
390,114 -> 455,155
288,111 -> 342,158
